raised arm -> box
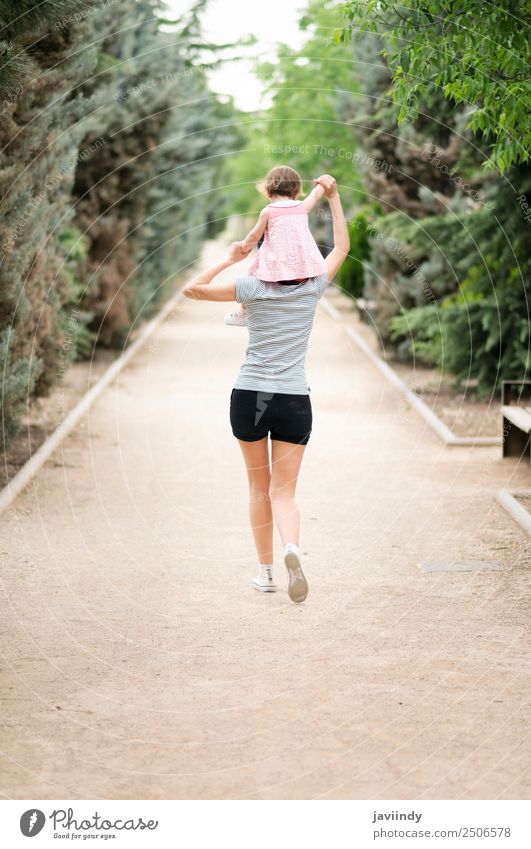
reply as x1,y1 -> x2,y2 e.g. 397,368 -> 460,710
313,175 -> 349,281
241,207 -> 270,253
301,182 -> 325,213
182,242 -> 248,301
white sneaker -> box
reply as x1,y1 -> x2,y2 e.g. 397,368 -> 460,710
251,565 -> 277,592
284,544 -> 308,604
224,309 -> 247,326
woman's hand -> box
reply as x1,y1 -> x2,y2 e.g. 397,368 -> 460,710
228,241 -> 251,264
313,174 -> 338,198
314,175 -> 348,281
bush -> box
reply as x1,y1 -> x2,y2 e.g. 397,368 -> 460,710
390,284 -> 531,394
335,211 -> 371,299
0,329 -> 42,447
389,304 -> 443,366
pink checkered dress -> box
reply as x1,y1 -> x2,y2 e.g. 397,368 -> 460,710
248,201 -> 326,282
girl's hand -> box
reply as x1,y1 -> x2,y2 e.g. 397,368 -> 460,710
228,241 -> 250,263
313,174 -> 338,198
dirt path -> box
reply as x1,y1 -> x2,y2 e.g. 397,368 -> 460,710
1,240 -> 530,800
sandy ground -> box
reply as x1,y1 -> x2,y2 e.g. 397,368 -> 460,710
1,351 -> 117,490
0,241 -> 530,800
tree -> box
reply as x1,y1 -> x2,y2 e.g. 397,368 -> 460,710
388,165 -> 531,393
339,0 -> 531,172
0,0 -> 98,450
228,0 -> 364,217
331,6 -> 530,392
71,0 -> 241,345
0,0 -> 240,449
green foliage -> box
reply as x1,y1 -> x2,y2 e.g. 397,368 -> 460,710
57,227 -> 95,361
339,0 -> 531,172
227,0 -> 363,218
225,122 -> 278,216
69,0 -> 242,345
440,293 -> 530,391
57,227 -> 89,303
0,0 -> 92,38
368,166 -> 531,393
390,284 -> 531,395
0,328 -> 41,447
389,168 -> 531,393
0,0 -> 240,449
0,0 -> 98,411
363,209 -> 462,337
389,304 -> 443,365
335,12 -> 531,394
335,210 -> 371,297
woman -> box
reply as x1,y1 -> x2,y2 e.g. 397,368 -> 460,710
183,174 -> 349,603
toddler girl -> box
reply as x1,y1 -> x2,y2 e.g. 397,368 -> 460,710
224,165 -> 326,326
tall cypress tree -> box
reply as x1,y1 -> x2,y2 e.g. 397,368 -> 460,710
0,0 -> 240,448
0,1 -> 97,446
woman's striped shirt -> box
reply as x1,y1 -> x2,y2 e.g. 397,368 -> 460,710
233,273 -> 328,395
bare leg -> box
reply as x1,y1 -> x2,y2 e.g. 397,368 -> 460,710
269,440 -> 306,546
236,437 -> 273,564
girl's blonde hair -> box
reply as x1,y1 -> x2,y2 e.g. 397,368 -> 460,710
258,165 -> 302,199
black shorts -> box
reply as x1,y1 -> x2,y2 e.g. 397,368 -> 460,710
230,389 -> 312,445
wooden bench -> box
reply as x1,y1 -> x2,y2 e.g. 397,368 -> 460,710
502,381 -> 531,466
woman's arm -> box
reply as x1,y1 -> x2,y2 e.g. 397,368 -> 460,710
301,182 -> 325,213
313,175 -> 349,281
241,207 -> 269,253
182,243 -> 248,301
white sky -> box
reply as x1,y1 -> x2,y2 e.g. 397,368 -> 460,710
165,0 -> 306,111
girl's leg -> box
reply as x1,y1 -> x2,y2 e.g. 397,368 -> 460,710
236,437 -> 273,564
269,440 -> 306,546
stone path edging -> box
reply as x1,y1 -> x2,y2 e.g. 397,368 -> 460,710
495,489 -> 531,538
0,289 -> 185,517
